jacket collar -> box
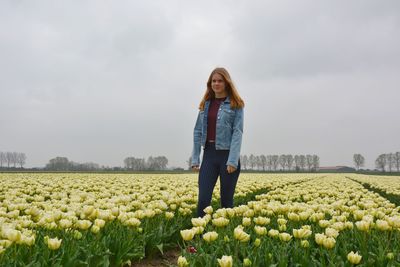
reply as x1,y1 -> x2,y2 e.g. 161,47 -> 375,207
206,95 -> 231,104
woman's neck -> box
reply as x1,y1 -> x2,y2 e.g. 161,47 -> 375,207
215,93 -> 227,98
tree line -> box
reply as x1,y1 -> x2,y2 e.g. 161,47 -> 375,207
0,151 -> 27,168
123,156 -> 168,170
44,156 -> 170,171
375,152 -> 400,172
240,154 -> 320,171
45,157 -> 101,171
354,152 -> 400,172
187,154 -> 320,171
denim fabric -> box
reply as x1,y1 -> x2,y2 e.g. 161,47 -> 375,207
197,142 -> 241,217
191,95 -> 244,168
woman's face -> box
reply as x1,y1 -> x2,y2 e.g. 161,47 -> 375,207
211,73 -> 226,95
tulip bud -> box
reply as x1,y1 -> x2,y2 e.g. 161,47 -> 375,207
301,240 -> 309,248
243,258 -> 252,266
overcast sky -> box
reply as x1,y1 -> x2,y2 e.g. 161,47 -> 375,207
1,0 -> 399,169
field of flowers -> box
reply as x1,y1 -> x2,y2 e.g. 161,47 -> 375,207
0,173 -> 399,266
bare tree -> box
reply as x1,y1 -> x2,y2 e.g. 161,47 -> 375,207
255,155 -> 261,170
241,155 -> 248,170
266,155 -> 273,171
0,152 -> 5,168
299,155 -> 306,171
353,154 -> 365,171
312,155 -> 320,171
306,155 -> 313,171
6,152 -> 13,168
147,156 -> 168,170
259,155 -> 267,171
17,153 -> 26,168
395,152 -> 400,172
46,157 -> 70,171
294,155 -> 301,171
124,157 -> 131,170
271,155 -> 279,171
375,154 -> 387,172
249,154 -> 256,170
11,152 -> 18,167
286,155 -> 294,171
386,153 -> 395,172
159,156 -> 168,170
186,156 -> 192,170
279,155 -> 286,171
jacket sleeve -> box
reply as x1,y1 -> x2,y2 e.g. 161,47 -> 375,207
191,111 -> 202,166
226,107 -> 244,169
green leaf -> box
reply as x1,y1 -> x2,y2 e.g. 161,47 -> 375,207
156,244 -> 164,255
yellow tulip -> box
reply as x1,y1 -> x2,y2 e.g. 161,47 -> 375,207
293,228 -> 312,239
375,220 -> 391,231
322,237 -> 336,249
91,225 -> 100,234
180,229 -> 195,241
279,232 -> 292,242
45,236 -> 62,250
212,217 -> 230,228
203,231 -> 218,243
347,251 -> 362,265
242,217 -> 252,226
191,217 -> 207,227
315,233 -> 326,245
165,212 -> 174,220
192,226 -> 204,235
204,206 -> 213,214
177,256 -> 189,267
355,220 -> 370,232
217,255 -> 233,267
253,216 -> 270,225
254,226 -> 267,236
59,219 -> 73,229
325,228 -> 339,238
3,229 -> 21,242
234,226 -> 250,242
268,229 -> 279,238
76,220 -> 92,230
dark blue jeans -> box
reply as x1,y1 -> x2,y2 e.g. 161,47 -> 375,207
197,142 -> 241,217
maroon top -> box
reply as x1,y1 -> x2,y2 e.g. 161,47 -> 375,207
207,96 -> 227,142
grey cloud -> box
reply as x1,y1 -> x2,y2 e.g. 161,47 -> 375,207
1,0 -> 399,169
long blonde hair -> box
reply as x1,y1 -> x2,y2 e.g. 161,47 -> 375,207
199,67 -> 244,110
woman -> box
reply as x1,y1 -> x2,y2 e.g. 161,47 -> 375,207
191,67 -> 244,218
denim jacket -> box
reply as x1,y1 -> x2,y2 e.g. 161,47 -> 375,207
191,95 -> 244,169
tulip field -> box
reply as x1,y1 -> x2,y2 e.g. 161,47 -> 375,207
0,173 -> 400,266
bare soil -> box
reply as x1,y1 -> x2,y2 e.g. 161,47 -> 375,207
131,247 -> 181,267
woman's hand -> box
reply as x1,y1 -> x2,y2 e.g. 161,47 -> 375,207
192,165 -> 200,172
227,165 -> 236,174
